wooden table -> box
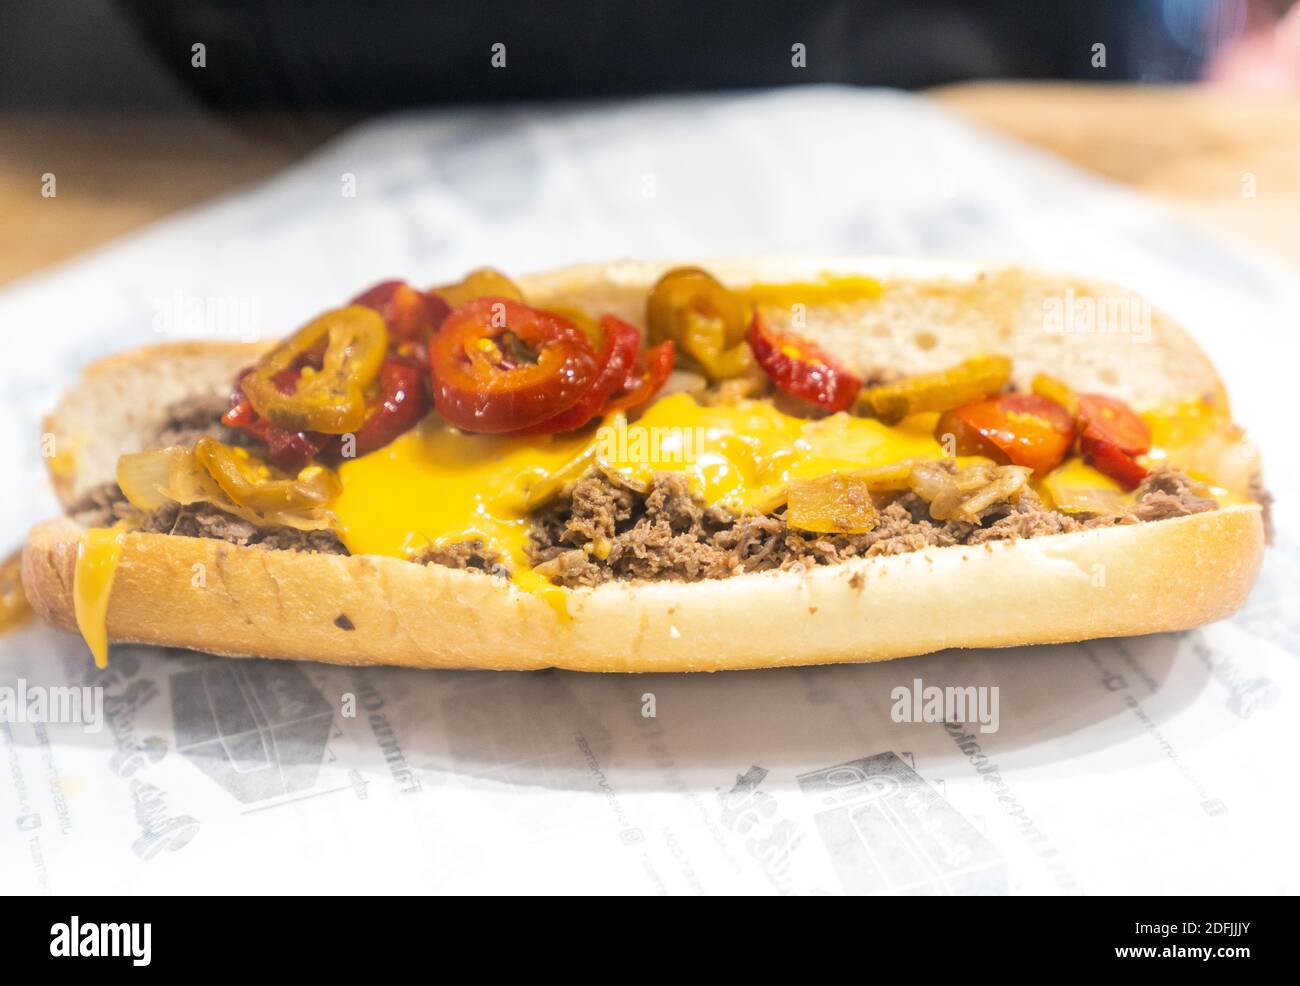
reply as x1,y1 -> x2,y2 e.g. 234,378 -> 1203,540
3,83 -> 1299,286
0,114 -> 332,286
934,82 -> 1300,271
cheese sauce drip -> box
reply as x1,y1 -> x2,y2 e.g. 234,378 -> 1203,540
73,524 -> 128,668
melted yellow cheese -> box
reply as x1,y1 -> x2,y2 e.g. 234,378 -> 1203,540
333,417 -> 598,615
331,393 -> 947,613
1138,399 -> 1252,503
73,525 -> 127,668
1044,457 -> 1121,491
741,274 -> 883,309
596,394 -> 943,512
1142,397 -> 1226,449
48,438 -> 81,481
1036,457 -> 1126,512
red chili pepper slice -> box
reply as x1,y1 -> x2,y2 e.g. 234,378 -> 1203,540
606,341 -> 675,413
350,280 -> 451,342
936,393 -> 1077,477
1079,429 -> 1149,490
1077,393 -> 1151,456
242,306 -> 388,435
747,312 -> 862,412
322,359 -> 430,459
518,315 -> 641,433
227,358 -> 431,465
429,297 -> 602,433
222,380 -> 330,471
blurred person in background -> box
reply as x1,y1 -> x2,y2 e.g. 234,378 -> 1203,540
1205,0 -> 1300,88
2,0 -> 1298,124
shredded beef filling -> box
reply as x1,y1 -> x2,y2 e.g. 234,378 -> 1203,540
70,482 -> 350,554
153,393 -> 247,450
66,393 -> 1226,582
526,467 -> 1221,588
67,395 -> 347,554
70,394 -> 244,529
413,540 -> 508,577
524,471 -> 1184,588
1131,469 -> 1219,521
141,501 -> 349,553
69,481 -> 139,529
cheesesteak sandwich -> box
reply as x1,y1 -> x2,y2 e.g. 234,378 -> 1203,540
22,259 -> 1266,672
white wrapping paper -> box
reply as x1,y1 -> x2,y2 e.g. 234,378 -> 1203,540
3,87 -> 1297,894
